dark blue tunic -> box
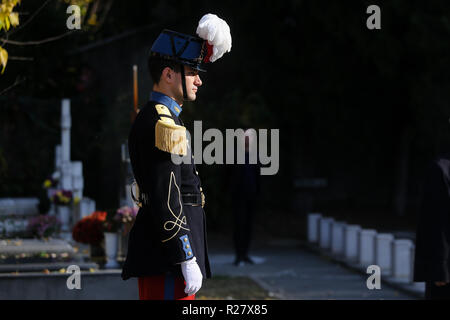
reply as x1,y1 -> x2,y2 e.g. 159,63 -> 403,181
121,93 -> 211,280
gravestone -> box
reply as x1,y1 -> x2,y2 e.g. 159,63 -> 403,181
331,221 -> 346,256
344,224 -> 361,262
0,99 -> 103,272
51,99 -> 94,232
319,217 -> 334,249
358,229 -> 377,266
1,99 -> 96,240
375,233 -> 394,276
307,213 -> 322,243
0,198 -> 39,237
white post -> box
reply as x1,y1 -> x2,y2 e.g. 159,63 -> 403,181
61,99 -> 71,163
358,229 -> 377,267
61,162 -> 72,190
344,225 -> 361,262
331,221 -> 346,256
392,239 -> 414,283
375,233 -> 394,276
122,142 -> 135,208
71,161 -> 84,199
79,198 -> 92,219
60,99 -> 72,195
307,213 -> 322,243
319,217 -> 334,249
57,206 -> 71,232
410,246 -> 416,284
89,199 -> 96,215
55,145 -> 62,171
104,232 -> 119,268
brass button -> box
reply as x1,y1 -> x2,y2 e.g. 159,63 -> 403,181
188,251 -> 192,256
185,245 -> 190,249
184,238 -> 188,242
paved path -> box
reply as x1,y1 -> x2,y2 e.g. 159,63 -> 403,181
208,239 -> 417,300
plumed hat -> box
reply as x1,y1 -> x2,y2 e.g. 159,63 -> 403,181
150,13 -> 232,72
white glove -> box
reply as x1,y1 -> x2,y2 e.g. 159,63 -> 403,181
181,256 -> 203,296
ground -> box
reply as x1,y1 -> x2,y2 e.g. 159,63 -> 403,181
197,275 -> 274,300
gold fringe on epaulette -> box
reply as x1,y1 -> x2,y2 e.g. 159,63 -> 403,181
155,120 -> 187,155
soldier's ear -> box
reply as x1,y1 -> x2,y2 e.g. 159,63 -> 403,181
162,67 -> 172,83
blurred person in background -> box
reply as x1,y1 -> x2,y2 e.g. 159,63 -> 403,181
231,129 -> 261,266
414,151 -> 450,299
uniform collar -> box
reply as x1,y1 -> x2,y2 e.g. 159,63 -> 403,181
149,91 -> 182,117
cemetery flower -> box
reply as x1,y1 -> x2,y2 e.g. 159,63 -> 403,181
27,215 -> 62,239
43,176 -> 58,189
115,206 -> 138,235
72,211 -> 106,246
116,206 -> 138,223
51,189 -> 73,206
43,179 -> 52,188
102,209 -> 122,233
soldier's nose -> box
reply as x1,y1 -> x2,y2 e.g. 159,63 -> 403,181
195,75 -> 202,86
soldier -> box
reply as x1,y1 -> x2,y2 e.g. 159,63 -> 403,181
121,14 -> 231,300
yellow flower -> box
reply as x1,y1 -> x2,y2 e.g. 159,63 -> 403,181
43,180 -> 52,188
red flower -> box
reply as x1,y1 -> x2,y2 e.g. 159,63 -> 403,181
91,211 -> 107,221
72,211 -> 107,245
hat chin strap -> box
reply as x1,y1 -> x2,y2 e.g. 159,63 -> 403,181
180,64 -> 188,101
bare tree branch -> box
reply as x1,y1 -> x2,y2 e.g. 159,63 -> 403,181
8,0 -> 55,37
9,56 -> 34,61
0,77 -> 26,96
68,23 -> 157,55
1,31 -> 75,46
1,33 -> 8,47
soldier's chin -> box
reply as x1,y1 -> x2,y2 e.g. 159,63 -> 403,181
185,93 -> 197,101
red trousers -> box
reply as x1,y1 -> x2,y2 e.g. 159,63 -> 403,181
138,274 -> 195,300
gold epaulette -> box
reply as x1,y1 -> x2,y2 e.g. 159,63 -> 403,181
154,104 -> 187,156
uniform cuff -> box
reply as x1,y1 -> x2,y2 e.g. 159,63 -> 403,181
179,235 -> 194,260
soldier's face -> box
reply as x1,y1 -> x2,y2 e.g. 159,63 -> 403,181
178,66 -> 202,102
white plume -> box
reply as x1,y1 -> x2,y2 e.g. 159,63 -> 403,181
196,13 -> 232,62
